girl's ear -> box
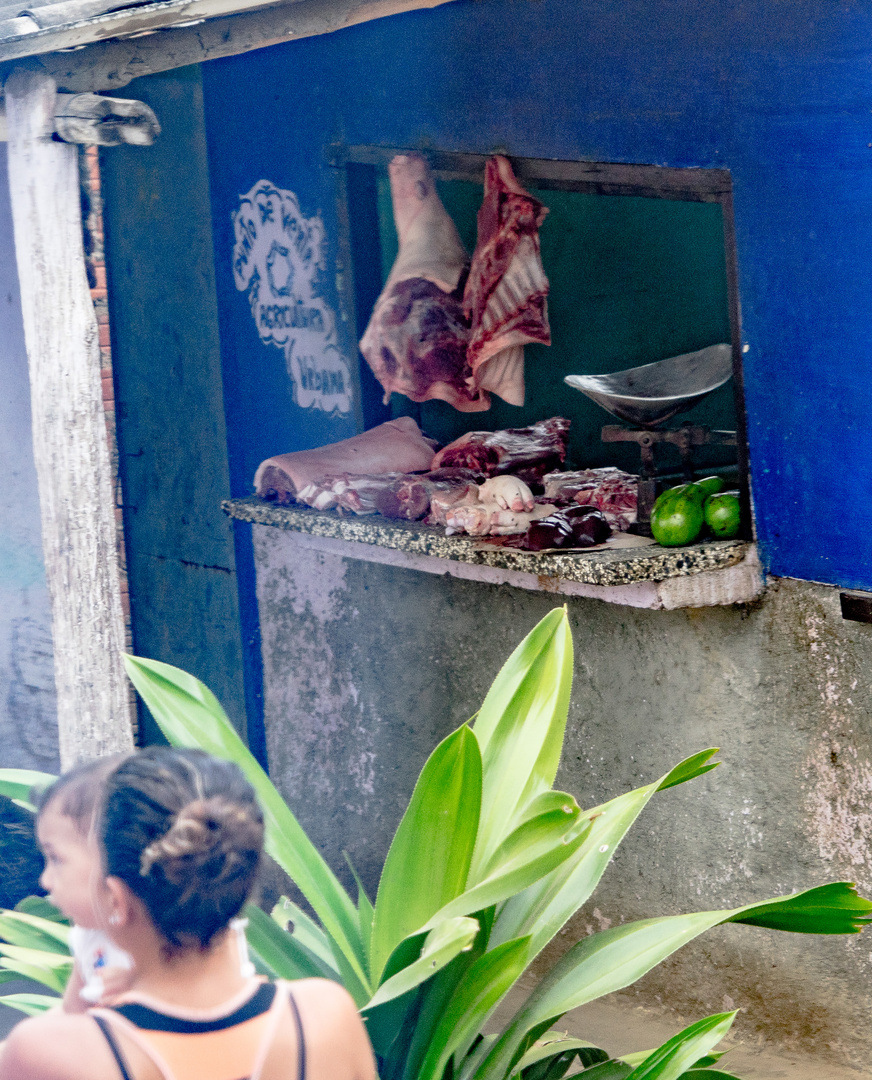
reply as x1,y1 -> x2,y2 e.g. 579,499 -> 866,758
103,876 -> 137,928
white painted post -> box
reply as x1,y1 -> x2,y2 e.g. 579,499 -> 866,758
4,68 -> 135,767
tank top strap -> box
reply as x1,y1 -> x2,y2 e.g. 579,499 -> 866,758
249,980 -> 306,1080
90,1007 -> 176,1080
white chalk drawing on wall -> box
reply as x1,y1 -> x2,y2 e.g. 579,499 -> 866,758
232,180 -> 353,416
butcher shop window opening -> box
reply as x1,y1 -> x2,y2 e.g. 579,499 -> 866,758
251,148 -> 747,550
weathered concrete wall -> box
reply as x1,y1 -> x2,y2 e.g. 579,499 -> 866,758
0,143 -> 58,772
255,525 -> 872,1068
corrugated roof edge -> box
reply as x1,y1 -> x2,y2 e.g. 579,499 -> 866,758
0,0 -> 454,66
0,0 -> 300,60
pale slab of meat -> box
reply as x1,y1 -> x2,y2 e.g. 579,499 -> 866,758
295,473 -> 410,515
463,156 -> 551,406
478,475 -> 535,512
254,417 -> 437,504
445,501 -> 556,537
427,483 -> 481,527
543,468 -> 638,531
360,155 -> 489,413
431,417 -> 569,480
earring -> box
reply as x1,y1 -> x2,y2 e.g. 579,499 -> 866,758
108,913 -> 121,926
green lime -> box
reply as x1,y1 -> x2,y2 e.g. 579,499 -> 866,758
695,476 -> 725,499
651,488 -> 705,547
704,493 -> 741,539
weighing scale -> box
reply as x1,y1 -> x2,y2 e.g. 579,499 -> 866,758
565,344 -> 737,533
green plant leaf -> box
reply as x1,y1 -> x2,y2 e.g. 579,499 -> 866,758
122,654 -> 368,998
15,898 -> 67,923
244,902 -> 338,982
344,852 -> 375,964
415,937 -> 531,1080
0,912 -> 70,955
570,1064 -> 631,1080
272,897 -> 339,974
0,768 -> 56,812
681,1072 -> 743,1079
0,992 -> 59,1016
491,752 -> 722,959
655,750 -> 720,792
515,1032 -> 610,1076
420,811 -> 595,934
365,917 -> 479,1008
624,1012 -> 736,1080
370,725 -> 482,982
727,881 -> 872,934
470,608 -> 573,880
0,956 -> 70,994
480,880 -> 869,1080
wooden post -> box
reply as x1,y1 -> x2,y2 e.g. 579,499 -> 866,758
4,68 -> 135,767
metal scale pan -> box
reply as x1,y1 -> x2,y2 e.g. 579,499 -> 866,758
564,343 -> 735,530
564,343 -> 733,428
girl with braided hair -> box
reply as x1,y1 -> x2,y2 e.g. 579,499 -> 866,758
0,747 -> 376,1080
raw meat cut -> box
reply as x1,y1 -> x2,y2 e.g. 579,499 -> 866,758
478,475 -> 535,513
431,417 -> 569,481
463,156 -> 551,406
359,155 -> 489,412
444,500 -> 556,537
427,482 -> 482,527
254,417 -> 437,504
543,468 -> 638,531
297,469 -> 486,522
524,505 -> 611,551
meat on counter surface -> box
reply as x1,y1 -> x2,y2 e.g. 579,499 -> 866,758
463,155 -> 551,407
431,417 -> 569,481
254,417 -> 438,504
359,154 -> 489,412
543,467 -> 638,531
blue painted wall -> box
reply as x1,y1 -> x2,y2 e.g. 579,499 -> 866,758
202,0 -> 872,589
0,144 -> 59,771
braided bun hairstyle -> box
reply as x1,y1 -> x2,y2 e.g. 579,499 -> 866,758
102,747 -> 264,951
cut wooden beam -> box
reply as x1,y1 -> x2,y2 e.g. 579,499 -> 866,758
4,67 -> 135,766
54,92 -> 161,145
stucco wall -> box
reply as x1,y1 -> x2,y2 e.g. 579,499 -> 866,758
253,526 -> 872,1067
0,144 -> 58,772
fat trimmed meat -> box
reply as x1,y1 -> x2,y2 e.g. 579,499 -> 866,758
254,417 -> 438,504
463,156 -> 551,406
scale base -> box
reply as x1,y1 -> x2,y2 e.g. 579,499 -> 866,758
601,422 -> 737,528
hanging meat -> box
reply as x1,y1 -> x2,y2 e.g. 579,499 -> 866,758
430,417 -> 570,482
359,155 -> 490,412
462,155 -> 551,407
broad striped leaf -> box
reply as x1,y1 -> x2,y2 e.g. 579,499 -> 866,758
415,938 -> 531,1080
491,753 -> 721,957
470,609 -> 573,880
0,911 -> 70,954
244,902 -> 339,981
122,655 -> 368,999
624,1012 -> 736,1080
478,883 -> 867,1080
0,992 -> 59,1016
370,725 -> 481,982
0,768 -> 56,812
365,917 -> 479,1008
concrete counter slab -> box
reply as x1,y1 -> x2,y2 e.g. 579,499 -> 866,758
224,496 -> 763,609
